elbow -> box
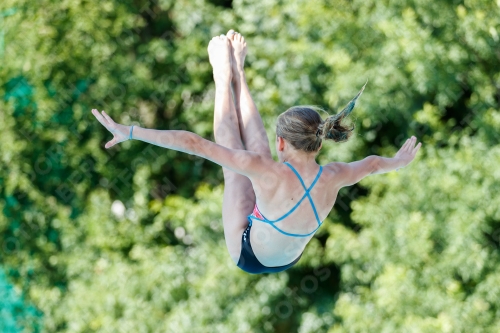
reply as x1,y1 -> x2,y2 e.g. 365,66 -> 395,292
187,132 -> 201,154
184,131 -> 206,156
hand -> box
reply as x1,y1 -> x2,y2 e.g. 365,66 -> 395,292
91,109 -> 130,149
394,136 -> 422,167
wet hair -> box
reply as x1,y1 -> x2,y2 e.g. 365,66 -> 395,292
276,83 -> 367,153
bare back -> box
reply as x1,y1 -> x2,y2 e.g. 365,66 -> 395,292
249,161 -> 343,266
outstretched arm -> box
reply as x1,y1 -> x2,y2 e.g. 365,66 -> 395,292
329,136 -> 422,187
91,109 -> 272,178
133,127 -> 271,178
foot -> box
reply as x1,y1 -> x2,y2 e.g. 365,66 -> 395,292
207,35 -> 232,85
226,29 -> 247,75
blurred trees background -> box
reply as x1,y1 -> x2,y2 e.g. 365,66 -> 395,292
0,0 -> 499,332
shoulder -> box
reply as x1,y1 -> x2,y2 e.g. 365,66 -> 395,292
322,161 -> 350,177
319,162 -> 344,184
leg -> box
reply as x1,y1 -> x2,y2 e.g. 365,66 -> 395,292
227,30 -> 273,160
208,35 -> 256,264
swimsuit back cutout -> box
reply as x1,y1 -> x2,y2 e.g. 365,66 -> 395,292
248,162 -> 323,238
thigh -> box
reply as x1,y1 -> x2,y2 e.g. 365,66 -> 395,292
221,168 -> 256,264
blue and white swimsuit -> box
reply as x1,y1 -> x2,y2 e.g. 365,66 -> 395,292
237,162 -> 324,274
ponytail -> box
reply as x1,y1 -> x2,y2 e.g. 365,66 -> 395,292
276,81 -> 367,152
318,81 -> 367,143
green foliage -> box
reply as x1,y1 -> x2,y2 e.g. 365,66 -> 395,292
0,0 -> 499,332
326,136 -> 500,332
0,269 -> 42,332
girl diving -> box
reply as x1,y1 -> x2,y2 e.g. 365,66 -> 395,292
91,30 -> 421,274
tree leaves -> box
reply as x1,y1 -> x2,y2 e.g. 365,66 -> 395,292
1,0 -> 499,331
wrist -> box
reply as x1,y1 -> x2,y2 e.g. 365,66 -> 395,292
394,157 -> 406,170
129,125 -> 134,140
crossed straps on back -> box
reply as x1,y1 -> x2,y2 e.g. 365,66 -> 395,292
248,162 -> 324,238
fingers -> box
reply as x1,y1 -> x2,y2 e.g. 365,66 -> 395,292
401,138 -> 411,151
406,137 -> 415,151
92,109 -> 109,128
91,109 -> 128,149
402,136 -> 422,156
105,137 -> 118,149
401,138 -> 409,151
401,136 -> 417,152
101,111 -> 115,125
412,142 -> 422,155
408,136 -> 417,151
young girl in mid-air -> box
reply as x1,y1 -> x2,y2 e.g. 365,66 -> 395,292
92,30 -> 421,274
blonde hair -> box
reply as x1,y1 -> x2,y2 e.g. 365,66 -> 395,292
276,82 -> 367,153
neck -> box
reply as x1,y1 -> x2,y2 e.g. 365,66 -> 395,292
280,150 -> 317,166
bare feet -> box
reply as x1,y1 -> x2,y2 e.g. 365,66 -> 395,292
207,34 -> 232,84
226,29 -> 247,75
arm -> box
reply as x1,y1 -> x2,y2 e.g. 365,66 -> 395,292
91,109 -> 272,178
133,127 -> 271,177
329,155 -> 379,188
330,136 -> 422,187
371,156 -> 406,174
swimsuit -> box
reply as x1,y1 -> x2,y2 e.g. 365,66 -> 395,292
237,162 -> 324,274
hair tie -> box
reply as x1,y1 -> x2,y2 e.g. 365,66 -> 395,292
316,128 -> 322,138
